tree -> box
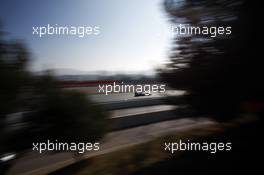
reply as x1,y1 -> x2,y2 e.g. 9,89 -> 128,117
160,0 -> 263,120
0,25 -> 108,173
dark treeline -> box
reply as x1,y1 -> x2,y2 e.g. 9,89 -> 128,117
160,0 -> 263,120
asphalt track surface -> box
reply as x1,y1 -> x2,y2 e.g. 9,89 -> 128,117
6,92 -> 190,175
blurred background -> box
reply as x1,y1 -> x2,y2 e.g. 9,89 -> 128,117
0,0 -> 262,174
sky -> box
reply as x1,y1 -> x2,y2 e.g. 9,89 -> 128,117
0,0 -> 171,74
